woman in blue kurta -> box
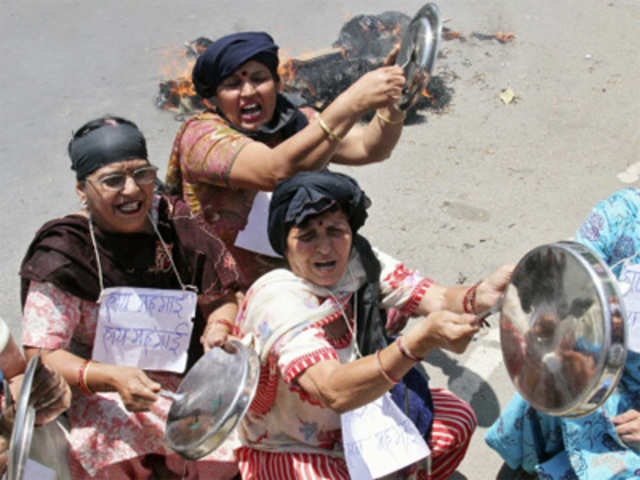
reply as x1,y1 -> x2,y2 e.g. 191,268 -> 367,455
485,187 -> 640,479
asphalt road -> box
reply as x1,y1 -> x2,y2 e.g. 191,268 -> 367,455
1,0 -> 638,478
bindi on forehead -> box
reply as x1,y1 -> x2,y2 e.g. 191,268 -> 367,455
239,70 -> 249,77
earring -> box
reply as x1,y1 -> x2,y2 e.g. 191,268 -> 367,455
81,198 -> 88,209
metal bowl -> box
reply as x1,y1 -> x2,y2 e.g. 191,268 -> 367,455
395,3 -> 442,110
499,241 -> 626,417
164,340 -> 259,459
7,355 -> 39,480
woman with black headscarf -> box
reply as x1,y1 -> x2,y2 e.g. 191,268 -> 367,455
165,31 -> 409,293
234,170 -> 513,479
20,116 -> 242,479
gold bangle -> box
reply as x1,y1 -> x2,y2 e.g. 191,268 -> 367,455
318,117 -> 343,142
81,360 -> 94,395
376,110 -> 406,125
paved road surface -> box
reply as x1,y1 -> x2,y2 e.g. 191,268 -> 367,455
1,1 -> 638,477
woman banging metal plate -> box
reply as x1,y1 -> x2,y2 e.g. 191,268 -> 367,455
395,2 -> 442,110
498,241 -> 627,418
164,339 -> 259,460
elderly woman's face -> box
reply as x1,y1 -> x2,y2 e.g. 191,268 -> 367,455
285,208 -> 353,287
75,158 -> 155,234
215,60 -> 278,131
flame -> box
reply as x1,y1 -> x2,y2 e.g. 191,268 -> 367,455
421,86 -> 434,104
278,57 -> 299,85
443,30 -> 462,41
159,46 -> 197,109
495,32 -> 515,43
160,46 -> 195,83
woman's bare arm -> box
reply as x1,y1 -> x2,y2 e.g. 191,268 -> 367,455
295,310 -> 479,413
228,64 -> 407,191
25,347 -> 160,412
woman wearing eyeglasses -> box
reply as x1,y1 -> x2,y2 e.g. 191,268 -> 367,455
19,116 -> 242,479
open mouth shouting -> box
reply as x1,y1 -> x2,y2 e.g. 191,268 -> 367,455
314,260 -> 338,272
240,103 -> 263,122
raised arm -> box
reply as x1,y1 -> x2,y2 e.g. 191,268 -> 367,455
228,64 -> 406,190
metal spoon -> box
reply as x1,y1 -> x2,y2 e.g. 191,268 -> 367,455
159,389 -> 186,403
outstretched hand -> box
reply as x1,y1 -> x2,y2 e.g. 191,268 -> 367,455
413,311 -> 480,355
106,365 -> 161,412
613,409 -> 640,452
475,264 -> 515,313
30,362 -> 72,425
344,65 -> 406,114
201,323 -> 232,352
2,362 -> 72,428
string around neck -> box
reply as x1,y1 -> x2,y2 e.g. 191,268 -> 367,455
86,206 -> 199,300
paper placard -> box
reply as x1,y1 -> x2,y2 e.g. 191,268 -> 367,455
92,287 -> 196,373
620,263 -> 640,352
341,394 -> 430,479
1,459 -> 56,480
234,191 -> 281,258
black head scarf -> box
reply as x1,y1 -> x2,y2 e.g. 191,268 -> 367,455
268,171 -> 371,256
192,32 -> 309,142
69,118 -> 148,180
192,31 -> 279,98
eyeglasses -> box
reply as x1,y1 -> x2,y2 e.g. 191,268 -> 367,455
90,165 -> 158,191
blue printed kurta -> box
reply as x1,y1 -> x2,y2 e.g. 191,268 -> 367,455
486,188 -> 640,479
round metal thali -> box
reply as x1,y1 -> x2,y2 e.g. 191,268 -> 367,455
164,340 -> 259,460
395,2 -> 442,110
7,355 -> 39,480
499,241 -> 626,417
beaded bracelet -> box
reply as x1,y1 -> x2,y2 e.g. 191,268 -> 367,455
78,359 -> 94,395
396,336 -> 421,362
376,350 -> 400,385
376,109 -> 406,125
318,117 -> 343,142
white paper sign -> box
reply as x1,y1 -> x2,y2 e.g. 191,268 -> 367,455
620,263 -> 640,352
92,287 -> 196,373
234,191 -> 281,258
341,394 -> 430,479
0,459 -> 56,480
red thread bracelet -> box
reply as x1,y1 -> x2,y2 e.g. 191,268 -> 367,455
396,336 -> 421,362
212,319 -> 235,331
471,281 -> 481,315
376,350 -> 400,385
463,285 -> 474,313
78,359 -> 94,395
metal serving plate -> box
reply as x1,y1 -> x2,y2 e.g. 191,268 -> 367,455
165,340 -> 259,459
499,241 -> 626,417
7,355 -> 39,480
395,3 -> 442,110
